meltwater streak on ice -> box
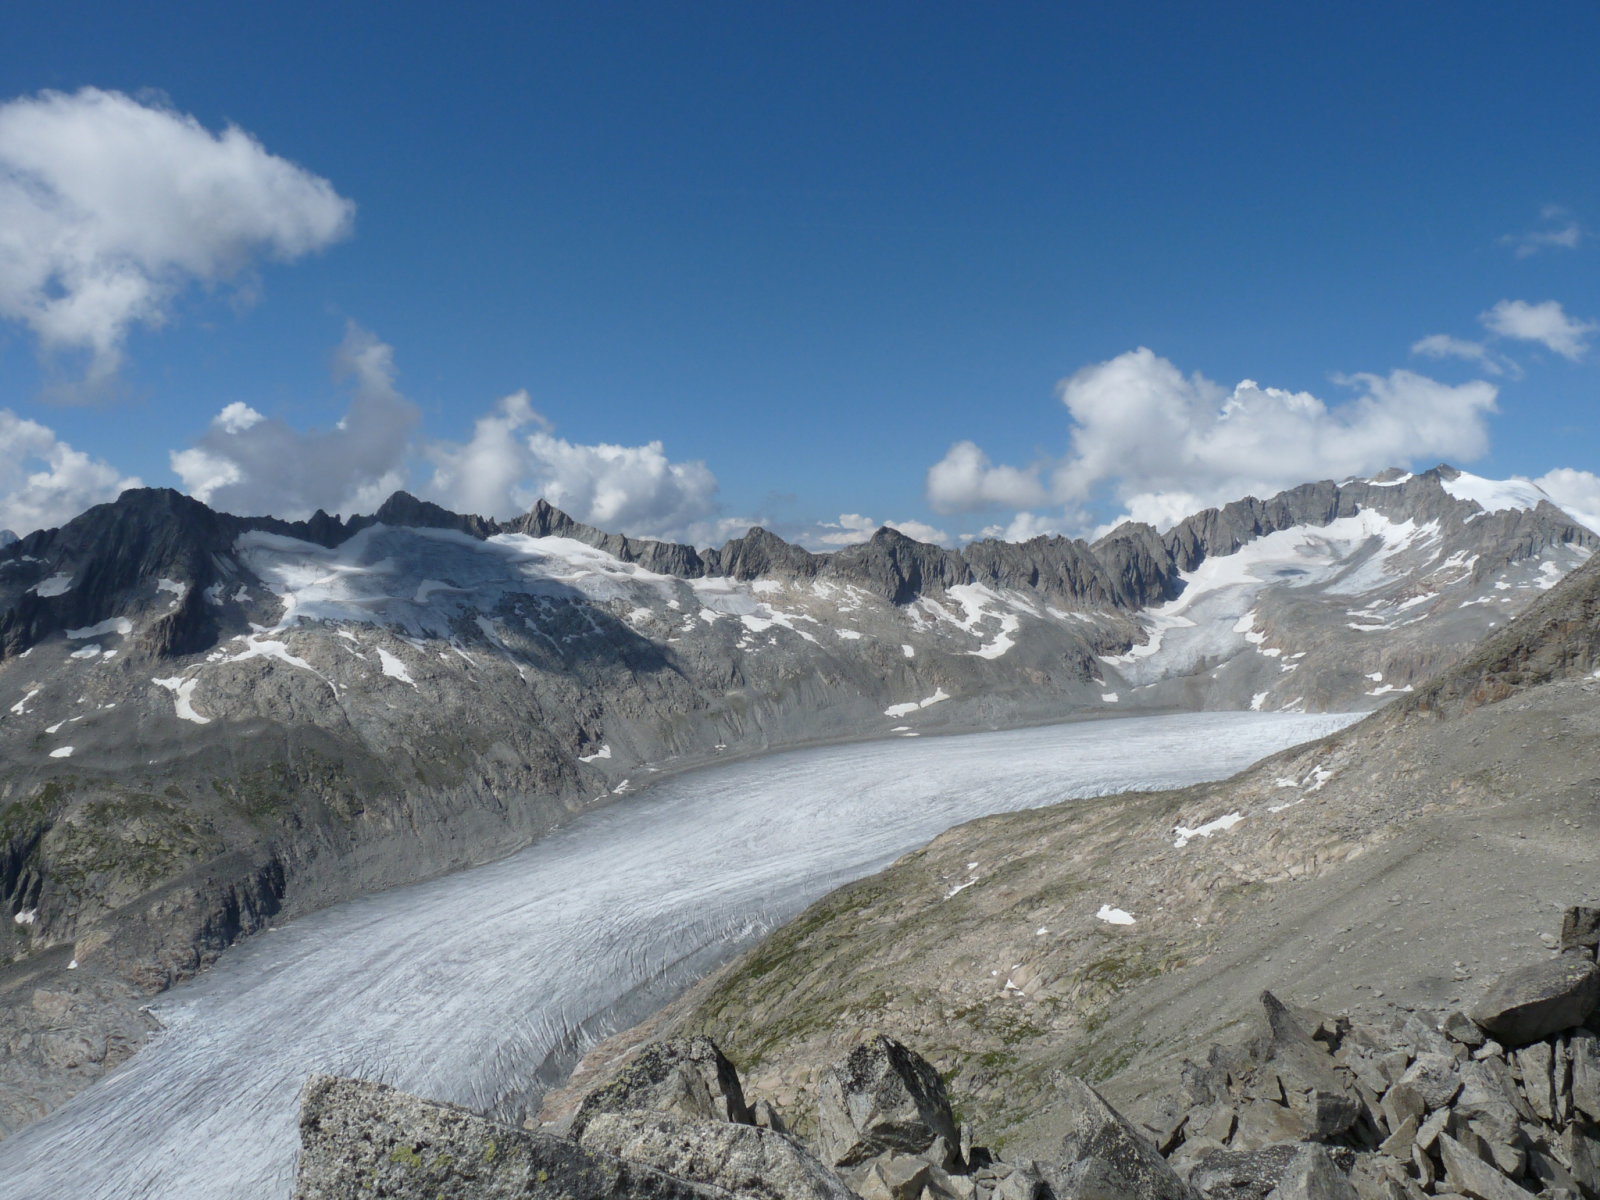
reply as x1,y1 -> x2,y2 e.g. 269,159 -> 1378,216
0,711 -> 1357,1199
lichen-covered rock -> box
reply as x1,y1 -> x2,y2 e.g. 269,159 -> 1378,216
1042,1076 -> 1195,1200
815,1035 -> 960,1169
571,1036 -> 754,1140
577,1110 -> 856,1200
1470,957 -> 1600,1046
292,1074 -> 728,1199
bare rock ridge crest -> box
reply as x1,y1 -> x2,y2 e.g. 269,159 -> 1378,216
0,464 -> 1592,1138
1,464 -> 1586,662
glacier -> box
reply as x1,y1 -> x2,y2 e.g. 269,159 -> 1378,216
0,711 -> 1358,1199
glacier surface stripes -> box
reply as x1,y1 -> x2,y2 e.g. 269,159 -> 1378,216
0,711 -> 1354,1199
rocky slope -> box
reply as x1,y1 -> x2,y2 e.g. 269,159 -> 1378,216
297,936 -> 1600,1200
0,466 -> 1591,1135
559,526 -> 1600,1166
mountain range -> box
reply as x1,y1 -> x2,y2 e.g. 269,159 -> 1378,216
0,464 -> 1593,1135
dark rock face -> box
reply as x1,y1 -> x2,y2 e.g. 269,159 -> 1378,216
570,1036 -> 754,1140
815,1035 -> 961,1169
292,1074 -> 726,1200
1470,956 -> 1600,1046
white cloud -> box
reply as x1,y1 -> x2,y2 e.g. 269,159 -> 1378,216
811,513 -> 952,548
170,323 -> 418,518
926,440 -> 1049,514
1529,468 -> 1600,535
0,87 -> 353,390
971,512 -> 1065,543
1410,333 -> 1511,376
0,409 -> 142,535
1502,206 -> 1584,259
926,347 -> 1500,535
424,390 -> 722,541
1480,299 -> 1597,361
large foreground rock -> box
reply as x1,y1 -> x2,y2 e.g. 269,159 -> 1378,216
572,1036 -> 755,1139
578,1110 -> 857,1200
1044,1076 -> 1195,1200
816,1035 -> 961,1168
293,1074 -> 727,1199
1470,956 -> 1600,1046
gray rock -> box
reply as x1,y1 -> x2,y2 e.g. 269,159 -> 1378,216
1397,1053 -> 1463,1111
577,1111 -> 856,1200
1444,1011 -> 1488,1049
816,1035 -> 960,1169
1264,1145 -> 1359,1200
1436,1131 -> 1535,1200
571,1036 -> 754,1139
1568,1029 -> 1600,1123
1190,1143 -> 1356,1200
1513,1042 -> 1555,1122
1470,957 -> 1600,1047
1259,993 -> 1364,1140
1561,908 -> 1600,957
292,1074 -> 727,1200
1044,1076 -> 1194,1200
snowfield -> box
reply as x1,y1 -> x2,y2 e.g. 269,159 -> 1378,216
0,711 -> 1358,1198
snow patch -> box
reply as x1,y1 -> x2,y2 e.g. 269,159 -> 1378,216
13,908 -> 36,926
153,676 -> 211,724
374,648 -> 416,688
901,644 -> 915,658
578,745 -> 612,763
69,644 -> 103,660
1096,904 -> 1136,925
1440,471 -> 1547,513
31,573 -> 73,597
10,688 -> 40,715
157,578 -> 187,596
49,746 -> 74,758
66,617 -> 133,640
1173,811 -> 1243,848
1101,692 -> 1119,703
883,688 -> 950,718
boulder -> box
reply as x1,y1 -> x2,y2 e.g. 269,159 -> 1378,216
577,1110 -> 856,1200
571,1036 -> 754,1139
1042,1076 -> 1195,1200
815,1035 -> 960,1169
1470,958 -> 1600,1047
1560,907 -> 1600,957
1435,1131 -> 1536,1200
1189,1143 -> 1355,1200
1258,993 -> 1363,1140
293,1074 -> 727,1200
1264,1145 -> 1359,1200
1397,1054 -> 1463,1112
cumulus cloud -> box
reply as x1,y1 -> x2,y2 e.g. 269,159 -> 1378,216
1480,299 -> 1597,361
969,512 -> 1065,543
1502,205 -> 1584,259
170,323 -> 418,518
926,347 -> 1500,536
0,409 -> 142,534
810,513 -> 952,548
424,390 -> 722,540
0,87 -> 353,390
925,441 -> 1049,513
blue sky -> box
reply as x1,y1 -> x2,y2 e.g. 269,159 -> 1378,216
0,1 -> 1596,545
